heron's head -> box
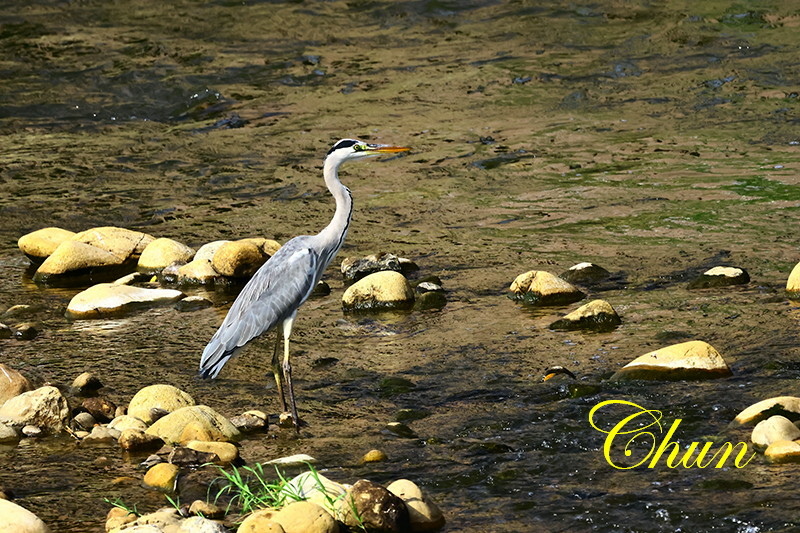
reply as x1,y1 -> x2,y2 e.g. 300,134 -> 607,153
326,138 -> 410,164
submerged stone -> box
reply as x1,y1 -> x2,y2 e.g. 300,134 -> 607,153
687,266 -> 750,289
610,340 -> 732,381
509,270 -> 585,306
549,299 -> 621,332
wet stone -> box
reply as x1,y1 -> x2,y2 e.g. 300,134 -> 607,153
395,408 -> 431,422
548,299 -> 621,332
610,340 -> 732,381
71,371 -> 103,395
13,323 -> 39,341
509,270 -> 585,306
168,446 -> 219,466
338,479 -> 410,533
81,396 -> 117,422
342,271 -> 415,311
229,410 -> 268,433
384,422 -> 417,439
559,262 -> 611,286
414,291 -> 447,311
341,252 -> 403,281
82,425 -> 115,444
174,295 -> 213,312
72,412 -> 96,431
118,428 -> 164,452
688,266 -> 750,289
379,377 -> 417,398
0,323 -> 11,339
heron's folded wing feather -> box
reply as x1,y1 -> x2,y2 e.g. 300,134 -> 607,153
199,244 -> 320,377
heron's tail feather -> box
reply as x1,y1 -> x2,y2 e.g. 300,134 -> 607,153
199,339 -> 236,379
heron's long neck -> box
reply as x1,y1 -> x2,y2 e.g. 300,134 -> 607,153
317,158 -> 353,261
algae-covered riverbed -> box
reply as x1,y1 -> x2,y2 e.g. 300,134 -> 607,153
1,1 -> 800,531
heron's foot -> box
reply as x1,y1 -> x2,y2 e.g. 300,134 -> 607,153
277,411 -> 303,430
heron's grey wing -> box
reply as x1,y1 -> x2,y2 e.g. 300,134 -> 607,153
199,244 -> 320,378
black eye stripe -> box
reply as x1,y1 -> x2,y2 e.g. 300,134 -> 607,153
328,139 -> 359,155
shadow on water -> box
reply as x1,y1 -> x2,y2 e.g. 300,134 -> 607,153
1,0 -> 800,531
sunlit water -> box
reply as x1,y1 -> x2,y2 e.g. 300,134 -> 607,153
1,1 -> 800,531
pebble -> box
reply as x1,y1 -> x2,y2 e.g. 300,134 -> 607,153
384,422 -> 417,439
362,449 -> 388,463
610,340 -> 732,381
72,412 -> 97,431
21,425 -> 43,438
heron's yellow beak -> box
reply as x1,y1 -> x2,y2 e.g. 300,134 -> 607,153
370,145 -> 411,154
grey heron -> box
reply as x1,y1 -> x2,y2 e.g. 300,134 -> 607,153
199,138 -> 411,430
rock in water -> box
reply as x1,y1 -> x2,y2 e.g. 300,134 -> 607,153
610,340 -> 732,381
732,396 -> 800,425
65,283 -> 185,319
271,501 -> 339,533
509,270 -> 585,306
764,440 -> 800,464
688,266 -> 750,289
788,262 -> 800,294
549,299 -> 621,332
137,238 -> 195,273
145,405 -> 241,444
342,271 -> 415,311
386,479 -> 445,532
751,415 -> 800,450
18,227 -> 75,264
0,499 -> 51,533
559,262 -> 611,285
0,386 -> 69,432
211,240 -> 267,278
71,226 -> 154,259
337,479 -> 409,532
0,363 -> 32,407
341,252 -> 403,281
33,241 -> 128,286
128,384 -> 196,424
176,259 -> 220,285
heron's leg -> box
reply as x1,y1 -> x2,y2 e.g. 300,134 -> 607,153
281,316 -> 300,430
271,326 -> 288,413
